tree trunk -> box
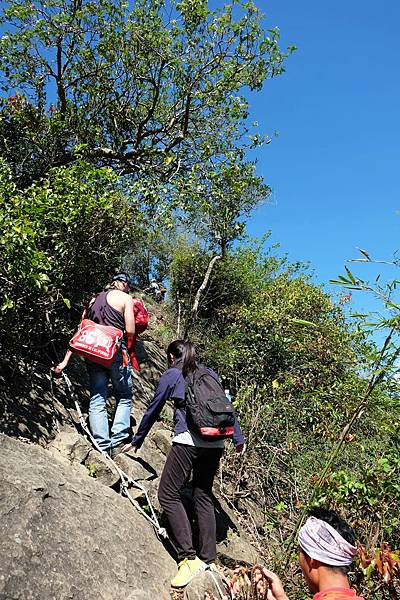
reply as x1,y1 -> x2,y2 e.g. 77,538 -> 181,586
183,254 -> 221,338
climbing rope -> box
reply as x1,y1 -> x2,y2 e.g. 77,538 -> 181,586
228,564 -> 270,600
207,568 -> 232,599
250,564 -> 270,600
58,371 -> 170,543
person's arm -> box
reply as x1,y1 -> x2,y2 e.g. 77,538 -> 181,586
233,415 -> 245,453
52,349 -> 72,373
131,369 -> 180,449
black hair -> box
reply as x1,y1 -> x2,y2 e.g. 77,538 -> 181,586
167,340 -> 197,377
308,508 -> 356,575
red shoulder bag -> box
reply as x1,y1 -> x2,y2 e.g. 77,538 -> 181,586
69,319 -> 123,367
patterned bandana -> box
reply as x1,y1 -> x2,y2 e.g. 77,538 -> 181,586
298,517 -> 358,567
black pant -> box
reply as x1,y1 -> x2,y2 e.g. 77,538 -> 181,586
158,443 -> 223,563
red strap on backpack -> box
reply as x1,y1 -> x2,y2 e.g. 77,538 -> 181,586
69,319 -> 123,367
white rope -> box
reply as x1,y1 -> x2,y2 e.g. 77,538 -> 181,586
60,372 -> 169,541
208,569 -> 233,600
207,570 -> 228,599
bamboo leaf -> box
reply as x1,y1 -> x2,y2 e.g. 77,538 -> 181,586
344,266 -> 357,284
290,318 -> 318,328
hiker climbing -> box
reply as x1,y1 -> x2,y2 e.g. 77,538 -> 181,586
129,339 -> 245,588
53,273 -> 135,457
144,278 -> 166,303
255,508 -> 364,600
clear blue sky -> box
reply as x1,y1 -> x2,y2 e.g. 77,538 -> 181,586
245,0 -> 400,320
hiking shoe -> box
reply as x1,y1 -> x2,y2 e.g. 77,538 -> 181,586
170,557 -> 209,588
110,440 -> 132,459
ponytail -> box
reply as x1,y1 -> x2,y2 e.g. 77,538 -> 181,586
167,340 -> 197,376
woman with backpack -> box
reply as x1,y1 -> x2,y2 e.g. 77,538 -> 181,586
129,340 -> 245,588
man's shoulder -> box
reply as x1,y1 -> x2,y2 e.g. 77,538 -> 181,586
314,589 -> 364,600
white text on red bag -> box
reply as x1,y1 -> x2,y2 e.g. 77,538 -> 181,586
69,319 -> 123,367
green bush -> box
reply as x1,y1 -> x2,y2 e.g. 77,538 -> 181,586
171,240 -> 399,575
0,159 -> 137,362
169,236 -> 285,334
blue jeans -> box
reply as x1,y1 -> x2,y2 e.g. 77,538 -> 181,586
86,351 -> 133,452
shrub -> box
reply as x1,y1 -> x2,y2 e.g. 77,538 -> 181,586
0,160 -> 137,364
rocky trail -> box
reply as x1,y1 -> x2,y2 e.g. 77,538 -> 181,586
0,304 -> 260,600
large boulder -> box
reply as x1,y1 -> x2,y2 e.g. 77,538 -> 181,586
0,434 -> 176,600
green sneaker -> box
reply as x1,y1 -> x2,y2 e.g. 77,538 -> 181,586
170,557 -> 209,588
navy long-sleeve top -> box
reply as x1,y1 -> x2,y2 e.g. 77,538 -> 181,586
131,362 -> 245,449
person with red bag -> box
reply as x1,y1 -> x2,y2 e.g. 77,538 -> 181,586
54,273 -> 135,457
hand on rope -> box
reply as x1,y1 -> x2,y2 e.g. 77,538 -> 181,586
229,564 -> 281,600
251,566 -> 288,600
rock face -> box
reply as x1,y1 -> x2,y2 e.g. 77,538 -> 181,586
0,302 -> 260,600
0,434 -> 176,600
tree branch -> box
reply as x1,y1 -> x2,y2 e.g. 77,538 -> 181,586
184,254 -> 221,337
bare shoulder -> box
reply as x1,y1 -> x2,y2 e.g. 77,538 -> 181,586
107,289 -> 132,310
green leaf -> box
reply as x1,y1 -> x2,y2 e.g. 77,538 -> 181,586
290,318 -> 318,328
344,266 -> 357,284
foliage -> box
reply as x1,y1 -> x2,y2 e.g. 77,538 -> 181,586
0,159 -> 137,361
207,272 -> 360,393
358,544 -> 400,599
169,235 -> 285,332
85,462 -> 98,478
317,453 -> 400,543
0,0 -> 285,304
123,223 -> 174,288
0,0 -> 294,189
178,159 -> 271,256
331,248 -> 400,331
169,238 -> 399,599
0,94 -> 62,187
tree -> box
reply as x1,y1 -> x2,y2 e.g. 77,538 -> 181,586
179,156 -> 270,256
0,0 -> 293,189
123,223 -> 174,288
0,159 -> 137,361
169,236 -> 284,336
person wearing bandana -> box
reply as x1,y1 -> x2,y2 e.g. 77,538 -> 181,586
256,508 -> 364,600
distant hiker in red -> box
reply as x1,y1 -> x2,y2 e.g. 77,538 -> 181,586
129,340 -> 245,589
144,278 -> 166,302
255,508 -> 365,600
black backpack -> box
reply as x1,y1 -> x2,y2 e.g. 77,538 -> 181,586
184,366 -> 236,439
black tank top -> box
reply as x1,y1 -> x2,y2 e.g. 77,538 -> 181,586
87,290 -> 125,334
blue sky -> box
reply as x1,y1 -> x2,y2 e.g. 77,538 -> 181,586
245,0 -> 400,321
